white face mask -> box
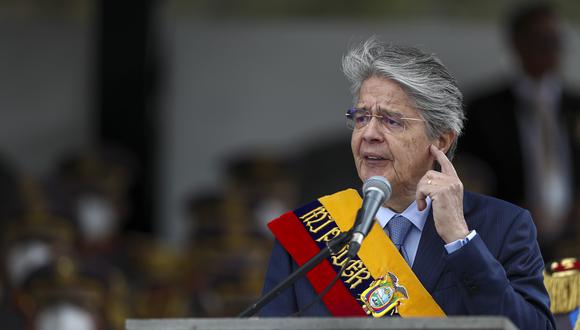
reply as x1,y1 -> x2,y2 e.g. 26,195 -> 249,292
35,303 -> 96,330
76,195 -> 118,243
6,240 -> 53,286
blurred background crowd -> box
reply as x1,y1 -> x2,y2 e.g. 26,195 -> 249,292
1,0 -> 580,329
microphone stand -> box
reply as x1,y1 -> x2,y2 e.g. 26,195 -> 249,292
238,231 -> 352,317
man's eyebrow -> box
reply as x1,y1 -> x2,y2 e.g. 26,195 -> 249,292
354,105 -> 405,118
376,107 -> 403,117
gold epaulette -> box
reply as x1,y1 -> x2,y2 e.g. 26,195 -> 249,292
543,258 -> 580,324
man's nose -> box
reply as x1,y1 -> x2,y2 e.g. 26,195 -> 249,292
362,116 -> 384,142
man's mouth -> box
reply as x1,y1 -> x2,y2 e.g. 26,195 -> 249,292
362,153 -> 390,162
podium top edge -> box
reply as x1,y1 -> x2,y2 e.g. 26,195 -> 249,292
126,316 -> 518,330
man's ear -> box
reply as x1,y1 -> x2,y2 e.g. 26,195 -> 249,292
436,131 -> 455,154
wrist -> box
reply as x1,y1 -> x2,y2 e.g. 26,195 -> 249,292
443,227 -> 470,244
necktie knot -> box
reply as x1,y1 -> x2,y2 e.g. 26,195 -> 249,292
387,215 -> 413,250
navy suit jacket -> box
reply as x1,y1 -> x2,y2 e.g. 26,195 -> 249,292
260,191 -> 555,330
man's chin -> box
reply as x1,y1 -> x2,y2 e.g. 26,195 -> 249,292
360,172 -> 392,183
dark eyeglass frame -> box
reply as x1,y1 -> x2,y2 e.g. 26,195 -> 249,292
345,108 -> 424,132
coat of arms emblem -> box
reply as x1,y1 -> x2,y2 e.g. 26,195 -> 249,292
360,272 -> 409,317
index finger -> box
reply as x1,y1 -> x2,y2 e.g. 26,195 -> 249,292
430,144 -> 458,177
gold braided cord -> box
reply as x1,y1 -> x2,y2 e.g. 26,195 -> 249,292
543,270 -> 580,314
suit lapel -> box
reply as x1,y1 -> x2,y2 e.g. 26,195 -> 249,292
412,192 -> 476,293
411,210 -> 446,293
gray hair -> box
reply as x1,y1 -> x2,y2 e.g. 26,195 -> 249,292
342,37 -> 465,159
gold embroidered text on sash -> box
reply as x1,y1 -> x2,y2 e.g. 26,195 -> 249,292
299,205 -> 371,290
300,206 -> 333,233
343,260 -> 372,289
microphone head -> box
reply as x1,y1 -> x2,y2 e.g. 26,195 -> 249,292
362,176 -> 392,202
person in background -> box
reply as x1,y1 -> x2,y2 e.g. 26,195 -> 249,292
460,2 -> 580,261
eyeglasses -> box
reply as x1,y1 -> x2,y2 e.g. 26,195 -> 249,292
345,108 -> 424,133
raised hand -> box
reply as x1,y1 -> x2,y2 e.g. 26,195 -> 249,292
416,144 -> 469,244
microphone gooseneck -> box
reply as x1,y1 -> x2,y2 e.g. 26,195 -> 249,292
347,176 -> 392,258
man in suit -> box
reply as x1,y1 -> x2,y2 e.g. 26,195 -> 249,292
260,37 -> 555,329
461,2 -> 580,260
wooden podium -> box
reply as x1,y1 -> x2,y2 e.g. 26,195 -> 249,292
126,317 -> 518,330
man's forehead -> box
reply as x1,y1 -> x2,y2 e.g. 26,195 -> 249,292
357,89 -> 411,107
356,94 -> 405,107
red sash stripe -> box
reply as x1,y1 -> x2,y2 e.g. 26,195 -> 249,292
268,212 -> 366,316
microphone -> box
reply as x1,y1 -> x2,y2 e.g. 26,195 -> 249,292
347,176 -> 392,258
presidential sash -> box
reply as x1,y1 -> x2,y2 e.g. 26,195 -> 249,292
268,188 -> 445,317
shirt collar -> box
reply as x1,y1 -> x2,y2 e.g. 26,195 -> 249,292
376,197 -> 431,232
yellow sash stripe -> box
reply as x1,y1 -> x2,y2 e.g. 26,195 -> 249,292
319,189 -> 445,317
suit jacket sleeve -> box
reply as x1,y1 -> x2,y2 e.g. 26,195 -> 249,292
259,240 -> 299,316
444,209 -> 555,330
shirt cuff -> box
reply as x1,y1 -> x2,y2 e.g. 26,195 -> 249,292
444,230 -> 477,254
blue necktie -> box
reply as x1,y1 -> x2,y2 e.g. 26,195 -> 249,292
386,215 -> 413,264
